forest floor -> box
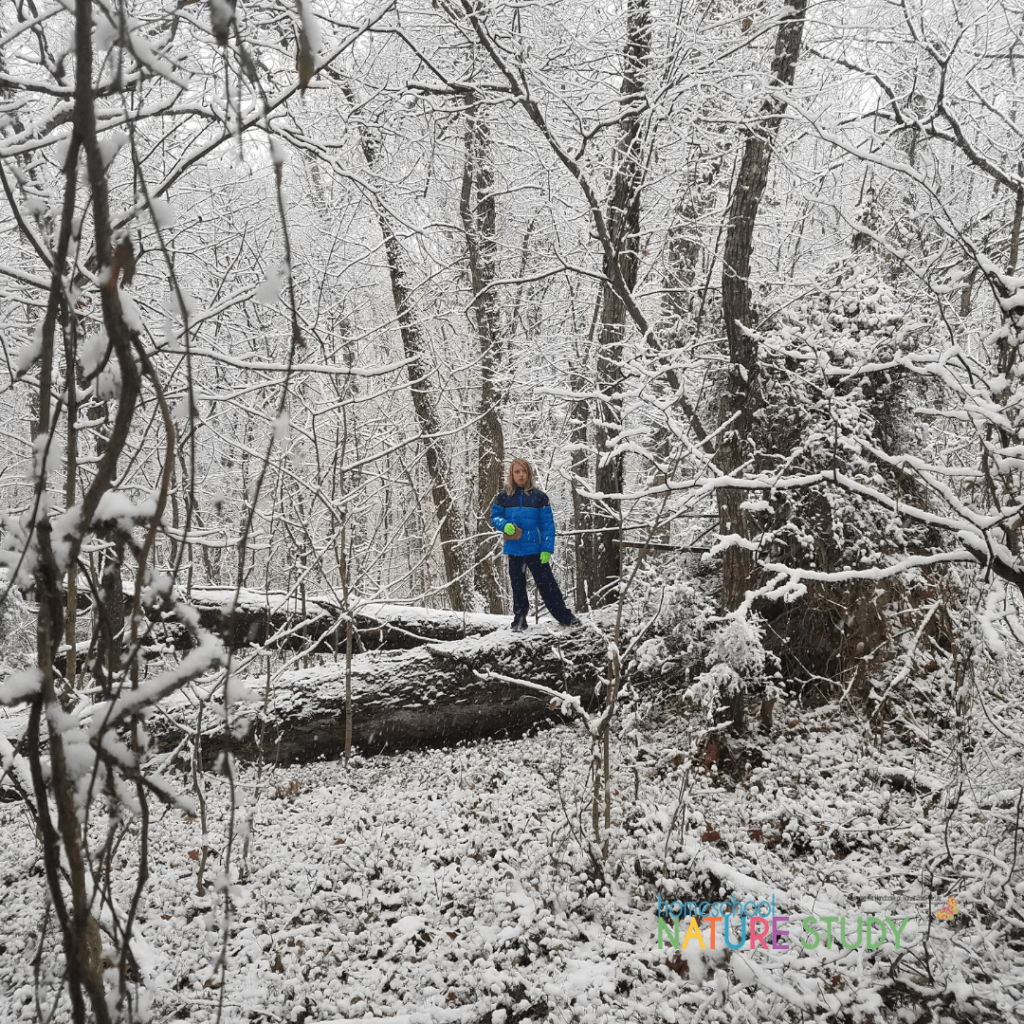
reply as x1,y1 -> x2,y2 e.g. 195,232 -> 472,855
1,633 -> 1023,1024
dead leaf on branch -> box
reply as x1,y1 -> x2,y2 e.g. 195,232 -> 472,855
296,29 -> 315,93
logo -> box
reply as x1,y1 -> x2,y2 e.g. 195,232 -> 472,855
655,893 -> 912,951
935,897 -> 958,921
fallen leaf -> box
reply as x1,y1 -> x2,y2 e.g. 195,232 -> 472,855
665,953 -> 688,979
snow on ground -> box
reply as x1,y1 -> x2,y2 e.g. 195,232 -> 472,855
1,688 -> 1022,1023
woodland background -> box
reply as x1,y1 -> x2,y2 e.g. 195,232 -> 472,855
2,0 -> 1024,1021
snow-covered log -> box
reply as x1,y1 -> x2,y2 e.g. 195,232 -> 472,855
350,603 -> 508,650
152,623 -> 607,762
145,589 -> 505,653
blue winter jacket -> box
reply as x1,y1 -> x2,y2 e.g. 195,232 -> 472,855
491,487 -> 556,557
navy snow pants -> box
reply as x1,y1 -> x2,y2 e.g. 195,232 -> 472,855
507,554 -> 573,625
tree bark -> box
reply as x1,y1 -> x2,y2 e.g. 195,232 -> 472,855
144,591 -> 504,653
345,85 -> 470,610
569,338 -> 594,609
460,98 -> 506,613
648,160 -> 722,465
151,627 -> 606,762
717,0 -> 807,613
590,0 -> 651,604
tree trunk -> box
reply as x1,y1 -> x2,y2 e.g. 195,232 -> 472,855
460,98 -> 506,613
648,161 -> 722,465
144,590 -> 504,653
345,86 -> 470,610
589,0 -> 651,605
717,0 -> 807,614
151,626 -> 606,762
569,337 -> 594,609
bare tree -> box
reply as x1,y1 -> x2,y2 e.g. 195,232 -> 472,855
588,0 -> 652,604
342,82 -> 472,611
460,95 -> 507,612
716,0 -> 808,615
0,2 -> 410,1017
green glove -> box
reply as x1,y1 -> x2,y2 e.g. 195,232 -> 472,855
540,551 -> 551,564
503,523 -> 516,536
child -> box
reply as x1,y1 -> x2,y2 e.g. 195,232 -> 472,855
490,458 -> 582,631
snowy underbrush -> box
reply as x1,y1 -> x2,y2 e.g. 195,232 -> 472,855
1,676 -> 1023,1024
0,574 -> 32,671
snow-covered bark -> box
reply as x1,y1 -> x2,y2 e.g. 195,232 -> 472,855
717,0 -> 807,617
149,623 -> 606,762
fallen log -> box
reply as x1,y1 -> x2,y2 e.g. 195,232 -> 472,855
350,602 -> 508,650
145,590 -> 505,654
150,623 -> 606,762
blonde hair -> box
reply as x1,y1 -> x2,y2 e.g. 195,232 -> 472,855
505,458 -> 535,495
